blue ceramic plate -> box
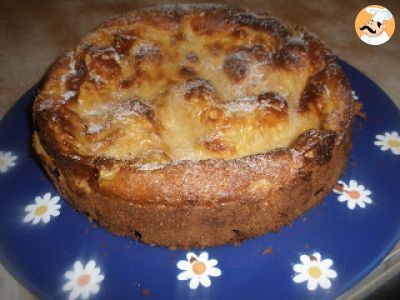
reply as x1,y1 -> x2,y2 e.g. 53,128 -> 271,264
0,61 -> 399,300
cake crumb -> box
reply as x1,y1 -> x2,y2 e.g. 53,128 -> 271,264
354,102 -> 367,119
310,255 -> 317,261
141,288 -> 151,297
262,246 -> 273,255
333,182 -> 344,193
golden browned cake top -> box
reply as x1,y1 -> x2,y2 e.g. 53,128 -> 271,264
34,4 -> 351,169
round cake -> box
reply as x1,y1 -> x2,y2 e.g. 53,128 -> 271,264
32,4 -> 353,248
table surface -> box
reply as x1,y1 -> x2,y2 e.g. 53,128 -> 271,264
0,0 -> 399,299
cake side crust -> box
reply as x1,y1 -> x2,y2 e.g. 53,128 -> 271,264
33,125 -> 351,248
32,4 -> 354,248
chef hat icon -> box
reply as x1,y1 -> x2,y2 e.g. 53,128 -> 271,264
365,6 -> 393,23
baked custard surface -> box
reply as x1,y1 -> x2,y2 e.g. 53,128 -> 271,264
33,4 -> 353,247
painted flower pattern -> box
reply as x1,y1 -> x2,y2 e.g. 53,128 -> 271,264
374,131 -> 400,155
177,252 -> 221,289
351,90 -> 359,100
0,151 -> 17,173
23,193 -> 61,224
333,180 -> 372,210
293,252 -> 337,290
63,260 -> 105,300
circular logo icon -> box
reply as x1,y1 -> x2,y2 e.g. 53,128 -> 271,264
355,5 -> 395,45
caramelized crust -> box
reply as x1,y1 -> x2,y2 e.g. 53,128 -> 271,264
33,4 -> 353,248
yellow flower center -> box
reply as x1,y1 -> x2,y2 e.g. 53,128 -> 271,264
346,190 -> 360,200
34,205 -> 48,216
192,261 -> 206,275
77,273 -> 91,286
0,159 -> 5,167
388,139 -> 400,148
308,266 -> 322,279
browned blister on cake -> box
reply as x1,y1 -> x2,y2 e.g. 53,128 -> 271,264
32,4 -> 353,248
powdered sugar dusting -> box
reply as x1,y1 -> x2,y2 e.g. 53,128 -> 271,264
173,78 -> 214,97
81,99 -> 152,121
89,72 -> 105,84
135,42 -> 160,59
61,52 -> 78,83
228,50 -> 249,62
114,106 -> 138,120
37,90 -> 77,112
86,123 -> 106,134
285,32 -> 306,47
223,97 -> 258,112
137,163 -> 166,171
132,149 -> 290,176
222,94 -> 286,113
37,98 -> 56,112
62,91 -> 77,101
94,46 -> 121,63
35,3 -> 340,171
113,51 -> 121,64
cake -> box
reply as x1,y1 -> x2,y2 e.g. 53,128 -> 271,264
32,4 -> 353,248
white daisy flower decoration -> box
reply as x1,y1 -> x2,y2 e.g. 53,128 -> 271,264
374,131 -> 400,155
63,260 -> 105,300
333,180 -> 372,210
177,252 -> 221,289
351,90 -> 359,100
293,252 -> 337,291
0,151 -> 17,173
23,193 -> 61,224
